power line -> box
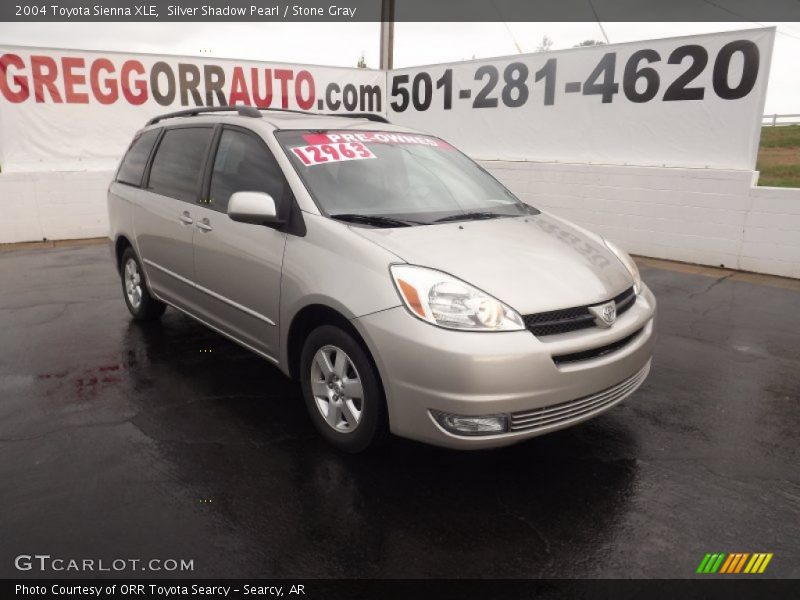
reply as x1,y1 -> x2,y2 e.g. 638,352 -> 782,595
501,21 -> 523,54
697,0 -> 800,43
490,0 -> 524,53
587,0 -> 610,43
772,27 -> 800,43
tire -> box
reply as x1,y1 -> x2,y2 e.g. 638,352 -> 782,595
300,325 -> 388,453
120,247 -> 167,321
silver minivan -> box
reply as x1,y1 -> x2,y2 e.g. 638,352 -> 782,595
108,106 -> 656,452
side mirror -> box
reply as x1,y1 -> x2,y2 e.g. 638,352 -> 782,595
228,191 -> 284,227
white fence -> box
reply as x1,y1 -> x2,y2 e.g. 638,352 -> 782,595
762,113 -> 800,126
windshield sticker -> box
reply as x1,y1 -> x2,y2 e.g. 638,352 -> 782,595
292,141 -> 376,167
302,132 -> 443,147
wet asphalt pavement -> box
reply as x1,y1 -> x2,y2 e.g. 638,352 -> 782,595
0,243 -> 798,579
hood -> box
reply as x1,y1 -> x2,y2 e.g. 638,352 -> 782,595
350,212 -> 633,315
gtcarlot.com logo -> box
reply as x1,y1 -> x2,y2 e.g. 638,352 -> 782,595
14,554 -> 194,572
696,552 -> 773,574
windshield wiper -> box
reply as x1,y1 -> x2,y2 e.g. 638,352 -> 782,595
330,213 -> 421,228
433,211 -> 510,223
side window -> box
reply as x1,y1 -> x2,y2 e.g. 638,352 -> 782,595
148,127 -> 213,202
208,129 -> 289,213
116,128 -> 160,187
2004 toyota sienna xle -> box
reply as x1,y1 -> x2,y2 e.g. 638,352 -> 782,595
107,105 -> 656,453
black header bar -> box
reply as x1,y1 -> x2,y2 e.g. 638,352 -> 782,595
3,0 -> 800,22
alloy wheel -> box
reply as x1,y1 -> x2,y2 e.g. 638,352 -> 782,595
124,257 -> 143,310
310,345 -> 364,433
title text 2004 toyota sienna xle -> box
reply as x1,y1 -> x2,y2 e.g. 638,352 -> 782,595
107,106 -> 656,452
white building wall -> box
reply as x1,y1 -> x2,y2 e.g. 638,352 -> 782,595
0,171 -> 112,243
1,165 -> 798,279
480,161 -> 800,280
742,186 -> 800,277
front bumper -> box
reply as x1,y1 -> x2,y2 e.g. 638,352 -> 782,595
353,285 -> 656,449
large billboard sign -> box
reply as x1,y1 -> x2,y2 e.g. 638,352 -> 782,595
387,28 -> 774,170
0,28 -> 775,173
0,49 -> 385,171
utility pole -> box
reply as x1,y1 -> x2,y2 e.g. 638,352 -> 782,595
380,0 -> 395,70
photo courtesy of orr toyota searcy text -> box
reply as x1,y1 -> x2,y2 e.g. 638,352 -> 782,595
14,584 -> 300,597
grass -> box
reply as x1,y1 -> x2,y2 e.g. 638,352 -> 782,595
757,125 -> 800,187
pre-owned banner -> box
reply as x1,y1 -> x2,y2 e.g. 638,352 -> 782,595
387,28 -> 774,171
0,48 -> 384,171
0,27 -> 775,173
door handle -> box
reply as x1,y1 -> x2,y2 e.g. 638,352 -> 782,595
195,218 -> 213,232
179,212 -> 193,225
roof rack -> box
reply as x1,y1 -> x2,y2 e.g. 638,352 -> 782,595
146,105 -> 262,125
325,112 -> 391,124
146,106 -> 391,126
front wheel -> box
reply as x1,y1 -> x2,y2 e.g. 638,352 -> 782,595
120,247 -> 166,321
300,325 -> 387,453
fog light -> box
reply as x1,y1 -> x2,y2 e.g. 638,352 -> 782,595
431,411 -> 509,436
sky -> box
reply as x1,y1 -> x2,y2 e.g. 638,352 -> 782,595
1,21 -> 799,113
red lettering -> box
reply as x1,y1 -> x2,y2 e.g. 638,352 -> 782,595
295,70 -> 315,110
90,58 -> 118,104
251,68 -> 273,108
0,54 -> 29,103
228,66 -> 251,105
274,69 -> 293,109
121,60 -> 147,105
31,55 -> 62,103
62,57 -> 89,103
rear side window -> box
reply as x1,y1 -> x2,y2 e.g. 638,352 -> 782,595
209,129 -> 290,213
116,129 -> 160,187
148,127 -> 213,202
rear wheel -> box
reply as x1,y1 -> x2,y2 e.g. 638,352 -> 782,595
300,325 -> 387,453
120,247 -> 166,321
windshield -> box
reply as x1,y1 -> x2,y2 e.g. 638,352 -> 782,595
276,130 -> 538,225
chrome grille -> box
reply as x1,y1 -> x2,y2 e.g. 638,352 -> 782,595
522,286 -> 636,337
509,363 -> 650,432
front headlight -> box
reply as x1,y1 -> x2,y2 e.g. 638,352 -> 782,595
603,239 -> 642,294
390,264 -> 525,331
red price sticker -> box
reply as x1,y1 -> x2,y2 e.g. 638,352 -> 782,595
292,142 -> 376,167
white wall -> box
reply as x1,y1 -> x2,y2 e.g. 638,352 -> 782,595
0,171 -> 112,243
479,161 -> 800,280
1,165 -> 798,280
743,186 -> 800,277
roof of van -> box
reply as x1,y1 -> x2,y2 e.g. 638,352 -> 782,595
141,107 -> 419,134
260,111 -> 413,132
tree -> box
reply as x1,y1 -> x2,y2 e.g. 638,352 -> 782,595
573,40 -> 605,47
536,35 -> 553,52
